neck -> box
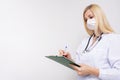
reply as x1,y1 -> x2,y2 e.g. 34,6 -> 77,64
93,32 -> 103,38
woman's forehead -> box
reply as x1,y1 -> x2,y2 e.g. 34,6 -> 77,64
85,10 -> 93,16
84,10 -> 94,17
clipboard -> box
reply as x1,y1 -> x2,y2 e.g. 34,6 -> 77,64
45,55 -> 80,70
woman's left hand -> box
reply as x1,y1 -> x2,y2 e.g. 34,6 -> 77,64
70,64 -> 99,77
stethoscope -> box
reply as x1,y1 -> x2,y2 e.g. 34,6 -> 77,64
82,33 -> 103,53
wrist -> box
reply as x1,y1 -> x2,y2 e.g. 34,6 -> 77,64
89,67 -> 99,77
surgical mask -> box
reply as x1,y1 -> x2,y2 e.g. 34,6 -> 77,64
87,18 -> 96,30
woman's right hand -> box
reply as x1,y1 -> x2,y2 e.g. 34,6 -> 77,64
59,49 -> 71,59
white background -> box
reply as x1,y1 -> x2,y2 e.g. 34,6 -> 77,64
0,0 -> 120,80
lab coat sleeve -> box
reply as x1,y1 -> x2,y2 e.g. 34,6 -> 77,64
99,34 -> 120,80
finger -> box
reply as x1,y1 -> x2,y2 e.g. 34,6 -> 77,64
79,63 -> 86,67
63,53 -> 68,57
77,71 -> 82,75
64,52 -> 70,57
64,52 -> 69,56
62,54 -> 67,57
70,64 -> 80,71
59,50 -> 64,56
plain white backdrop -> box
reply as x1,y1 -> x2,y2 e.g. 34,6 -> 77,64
0,0 -> 120,80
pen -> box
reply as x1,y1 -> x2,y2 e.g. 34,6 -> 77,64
64,45 -> 68,52
63,45 -> 68,57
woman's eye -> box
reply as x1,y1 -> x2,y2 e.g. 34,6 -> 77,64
90,17 -> 93,19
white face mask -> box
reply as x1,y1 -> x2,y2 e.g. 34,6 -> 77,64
87,18 -> 96,30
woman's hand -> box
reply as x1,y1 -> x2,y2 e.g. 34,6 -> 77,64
70,64 -> 99,77
59,49 -> 71,59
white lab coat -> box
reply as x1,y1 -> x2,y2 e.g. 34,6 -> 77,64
75,33 -> 120,80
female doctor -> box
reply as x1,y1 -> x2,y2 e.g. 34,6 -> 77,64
59,4 -> 120,80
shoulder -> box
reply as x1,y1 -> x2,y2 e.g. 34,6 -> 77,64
103,33 -> 120,48
103,33 -> 120,41
108,33 -> 120,37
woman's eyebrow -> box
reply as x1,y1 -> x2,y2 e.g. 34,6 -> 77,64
88,14 -> 93,17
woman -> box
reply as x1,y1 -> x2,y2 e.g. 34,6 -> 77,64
59,4 -> 120,80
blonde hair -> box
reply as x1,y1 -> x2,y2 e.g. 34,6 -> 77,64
83,4 -> 114,36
